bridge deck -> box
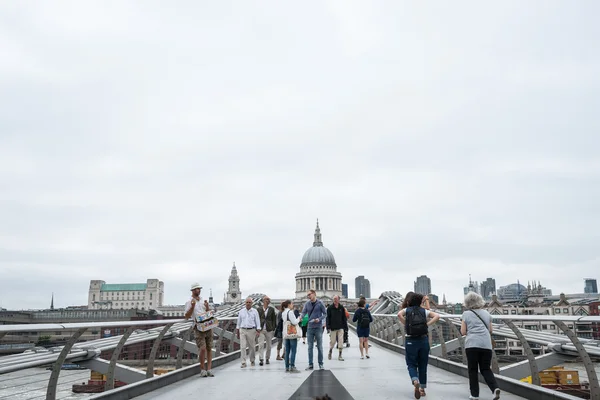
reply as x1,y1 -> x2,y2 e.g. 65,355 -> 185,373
137,331 -> 525,399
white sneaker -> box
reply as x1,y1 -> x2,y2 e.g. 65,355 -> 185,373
360,356 -> 364,359
200,370 -> 207,377
493,388 -> 501,400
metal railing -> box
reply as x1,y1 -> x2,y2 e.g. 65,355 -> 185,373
364,312 -> 600,400
0,292 -> 283,400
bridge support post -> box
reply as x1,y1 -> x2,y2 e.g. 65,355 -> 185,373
504,320 -> 540,386
46,327 -> 87,400
146,323 -> 174,378
176,326 -> 193,369
554,320 -> 600,400
431,324 -> 448,359
214,321 -> 231,357
445,320 -> 467,365
105,326 -> 135,391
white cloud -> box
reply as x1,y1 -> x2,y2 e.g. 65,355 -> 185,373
0,1 -> 599,310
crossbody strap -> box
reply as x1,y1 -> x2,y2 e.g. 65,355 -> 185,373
469,309 -> 490,331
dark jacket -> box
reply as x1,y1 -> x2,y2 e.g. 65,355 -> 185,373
275,311 -> 284,338
257,306 -> 277,332
326,303 -> 347,331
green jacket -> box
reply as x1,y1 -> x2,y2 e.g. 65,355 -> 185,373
257,306 -> 277,332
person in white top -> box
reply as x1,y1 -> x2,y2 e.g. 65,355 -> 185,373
184,283 -> 214,377
281,300 -> 301,373
236,297 -> 261,368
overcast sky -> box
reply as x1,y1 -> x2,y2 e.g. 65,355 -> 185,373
1,1 -> 599,310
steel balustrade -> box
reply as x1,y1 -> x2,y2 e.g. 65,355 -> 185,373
1,292 -> 599,399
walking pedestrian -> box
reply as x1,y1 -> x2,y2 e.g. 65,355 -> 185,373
184,283 -> 215,377
275,303 -> 285,360
353,298 -> 373,359
282,300 -> 301,373
236,297 -> 261,368
300,289 -> 327,370
257,295 -> 277,366
326,295 -> 347,361
300,312 -> 308,344
461,292 -> 501,400
398,292 -> 440,399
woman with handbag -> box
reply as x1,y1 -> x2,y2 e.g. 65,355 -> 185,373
461,292 -> 501,400
282,300 -> 301,373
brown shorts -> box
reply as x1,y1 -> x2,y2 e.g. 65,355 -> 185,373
195,329 -> 213,350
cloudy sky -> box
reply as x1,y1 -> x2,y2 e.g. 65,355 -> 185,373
1,1 -> 599,310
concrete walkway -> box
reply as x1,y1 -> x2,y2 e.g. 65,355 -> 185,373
136,331 -> 525,399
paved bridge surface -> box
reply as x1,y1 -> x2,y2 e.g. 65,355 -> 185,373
136,331 -> 525,400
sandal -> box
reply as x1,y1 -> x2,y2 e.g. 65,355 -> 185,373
413,380 -> 421,399
420,388 -> 426,397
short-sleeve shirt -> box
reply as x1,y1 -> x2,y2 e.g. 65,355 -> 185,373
184,296 -> 205,326
462,309 -> 493,350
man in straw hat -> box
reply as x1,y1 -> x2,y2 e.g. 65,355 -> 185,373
185,282 -> 215,377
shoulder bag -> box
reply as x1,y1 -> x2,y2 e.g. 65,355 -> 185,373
283,310 -> 301,339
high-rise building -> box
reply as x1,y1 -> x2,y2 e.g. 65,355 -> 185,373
585,279 -> 598,294
342,284 -> 348,298
355,276 -> 371,298
463,275 -> 479,295
480,278 -> 496,300
414,275 -> 431,295
429,294 -> 439,304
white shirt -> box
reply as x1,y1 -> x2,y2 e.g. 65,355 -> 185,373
237,307 -> 261,330
184,296 -> 205,322
262,306 -> 269,330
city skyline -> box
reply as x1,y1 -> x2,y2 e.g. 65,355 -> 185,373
1,2 -> 599,310
4,266 -> 597,310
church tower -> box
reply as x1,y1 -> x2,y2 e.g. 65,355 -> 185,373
225,262 -> 242,304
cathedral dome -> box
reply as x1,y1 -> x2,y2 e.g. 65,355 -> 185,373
295,220 -> 342,299
301,246 -> 336,265
299,220 -> 337,267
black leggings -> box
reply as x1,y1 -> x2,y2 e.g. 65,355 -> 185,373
301,325 -> 307,338
466,348 -> 498,397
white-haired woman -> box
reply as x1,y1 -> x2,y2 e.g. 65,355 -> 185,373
461,292 -> 501,400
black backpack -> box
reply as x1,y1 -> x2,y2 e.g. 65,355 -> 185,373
359,310 -> 371,328
405,307 -> 428,336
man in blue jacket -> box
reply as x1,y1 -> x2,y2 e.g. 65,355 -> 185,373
300,289 -> 327,370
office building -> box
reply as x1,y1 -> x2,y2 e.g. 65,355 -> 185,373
414,275 -> 431,295
585,279 -> 598,294
342,283 -> 348,298
355,276 -> 371,298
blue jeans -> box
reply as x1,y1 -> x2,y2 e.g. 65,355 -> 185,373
284,338 -> 298,369
405,336 -> 430,388
306,327 -> 323,367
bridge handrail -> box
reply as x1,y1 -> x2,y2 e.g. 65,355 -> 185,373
0,316 -> 238,333
371,313 -> 600,322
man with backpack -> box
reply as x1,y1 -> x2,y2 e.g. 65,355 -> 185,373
326,295 -> 347,361
398,292 -> 440,399
300,289 -> 327,370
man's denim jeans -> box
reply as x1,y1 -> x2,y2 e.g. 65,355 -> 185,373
306,327 -> 324,367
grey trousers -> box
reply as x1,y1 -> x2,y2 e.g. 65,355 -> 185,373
258,329 -> 275,361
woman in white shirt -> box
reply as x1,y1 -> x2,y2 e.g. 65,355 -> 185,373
281,300 -> 301,373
